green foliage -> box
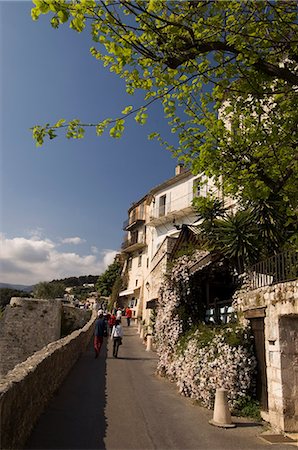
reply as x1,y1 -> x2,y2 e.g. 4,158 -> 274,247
33,281 -> 65,299
109,274 -> 124,310
177,322 -> 252,355
194,196 -> 296,272
96,260 -> 122,297
232,396 -> 261,421
31,1 -> 297,223
0,288 -> 30,310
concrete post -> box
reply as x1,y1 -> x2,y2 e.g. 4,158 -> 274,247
137,322 -> 141,334
209,388 -> 236,428
140,327 -> 144,340
146,335 -> 152,351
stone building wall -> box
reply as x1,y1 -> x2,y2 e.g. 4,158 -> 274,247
0,298 -> 62,377
234,280 -> 298,432
0,311 -> 97,450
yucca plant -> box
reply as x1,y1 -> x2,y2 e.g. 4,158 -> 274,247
213,210 -> 261,273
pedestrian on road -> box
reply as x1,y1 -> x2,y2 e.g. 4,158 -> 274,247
125,306 -> 132,327
111,319 -> 123,358
116,307 -> 122,322
108,312 -> 116,335
94,310 -> 108,358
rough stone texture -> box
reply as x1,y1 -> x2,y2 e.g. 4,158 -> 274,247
61,305 -> 91,337
235,281 -> 298,432
0,311 -> 97,450
0,298 -> 62,378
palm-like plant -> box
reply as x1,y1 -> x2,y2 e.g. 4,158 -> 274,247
213,210 -> 261,273
193,196 -> 226,245
250,199 -> 291,257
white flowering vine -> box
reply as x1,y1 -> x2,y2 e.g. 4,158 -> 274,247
154,252 -> 257,410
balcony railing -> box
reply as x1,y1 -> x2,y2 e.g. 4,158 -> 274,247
248,250 -> 298,290
121,234 -> 146,251
123,215 -> 145,231
150,192 -> 193,220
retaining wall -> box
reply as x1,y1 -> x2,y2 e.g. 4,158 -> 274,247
0,298 -> 61,377
0,310 -> 97,450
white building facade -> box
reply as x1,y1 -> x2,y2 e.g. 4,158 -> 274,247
119,165 -> 227,323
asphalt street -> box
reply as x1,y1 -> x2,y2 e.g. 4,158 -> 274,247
25,322 -> 295,450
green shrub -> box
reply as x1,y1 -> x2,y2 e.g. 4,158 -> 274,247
232,396 -> 261,420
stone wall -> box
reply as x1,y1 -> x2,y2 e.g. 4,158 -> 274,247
61,305 -> 91,337
0,311 -> 97,450
0,299 -> 92,378
234,280 -> 298,432
0,298 -> 62,377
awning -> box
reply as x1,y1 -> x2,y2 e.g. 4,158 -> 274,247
119,289 -> 134,297
146,298 -> 158,309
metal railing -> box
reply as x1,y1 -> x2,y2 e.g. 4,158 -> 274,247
121,234 -> 146,250
248,250 -> 298,290
150,192 -> 193,220
123,213 -> 145,230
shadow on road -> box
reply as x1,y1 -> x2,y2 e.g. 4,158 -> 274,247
25,339 -> 107,450
107,356 -> 157,361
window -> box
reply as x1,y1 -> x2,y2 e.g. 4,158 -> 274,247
138,252 -> 142,267
159,195 -> 166,217
135,279 -> 138,287
146,257 -> 149,268
127,258 -> 132,270
131,230 -> 138,245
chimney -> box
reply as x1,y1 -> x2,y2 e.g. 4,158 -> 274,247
175,163 -> 185,176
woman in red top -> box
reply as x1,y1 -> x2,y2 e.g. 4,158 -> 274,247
125,307 -> 132,327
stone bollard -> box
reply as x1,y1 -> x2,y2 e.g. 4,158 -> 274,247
146,335 -> 152,351
140,327 -> 144,340
137,322 -> 141,334
209,388 -> 236,428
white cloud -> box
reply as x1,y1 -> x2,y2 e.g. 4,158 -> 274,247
60,237 -> 86,245
91,246 -> 99,254
0,234 -> 117,286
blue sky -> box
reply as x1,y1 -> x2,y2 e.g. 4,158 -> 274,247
0,1 -> 178,285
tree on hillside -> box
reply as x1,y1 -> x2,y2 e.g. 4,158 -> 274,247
96,260 -> 122,297
33,281 -> 66,299
31,1 -> 297,228
0,288 -> 30,311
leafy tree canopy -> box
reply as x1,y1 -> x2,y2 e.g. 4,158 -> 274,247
51,274 -> 98,288
96,260 -> 122,297
31,0 -> 298,211
33,281 -> 66,299
0,288 -> 30,310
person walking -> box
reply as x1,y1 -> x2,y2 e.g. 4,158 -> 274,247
125,306 -> 132,327
110,319 -> 124,358
108,312 -> 116,335
94,310 -> 108,358
116,307 -> 122,321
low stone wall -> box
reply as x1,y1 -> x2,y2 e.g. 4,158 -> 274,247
0,310 -> 97,450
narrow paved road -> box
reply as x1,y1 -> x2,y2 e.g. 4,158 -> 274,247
26,323 -> 294,450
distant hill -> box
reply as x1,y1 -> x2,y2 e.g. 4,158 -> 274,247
50,275 -> 99,288
0,283 -> 34,292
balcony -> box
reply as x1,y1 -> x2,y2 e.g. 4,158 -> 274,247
121,234 -> 146,253
123,216 -> 145,231
148,192 -> 194,226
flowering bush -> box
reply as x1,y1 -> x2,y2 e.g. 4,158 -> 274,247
155,253 -> 257,410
